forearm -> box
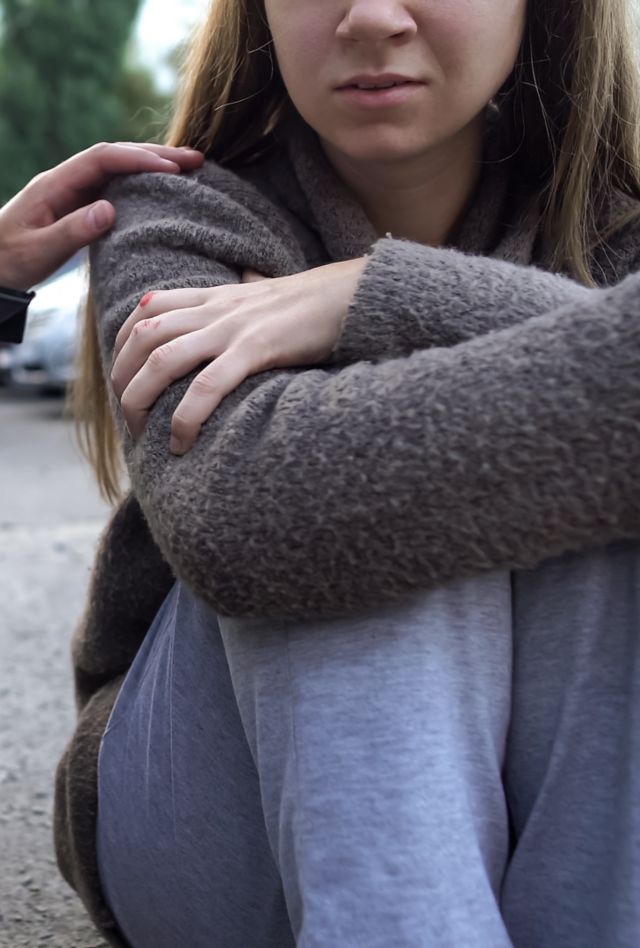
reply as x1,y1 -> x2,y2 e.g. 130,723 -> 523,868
332,237 -> 595,363
128,272 -> 640,619
93,167 -> 640,619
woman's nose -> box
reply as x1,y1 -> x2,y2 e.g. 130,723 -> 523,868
336,0 -> 418,44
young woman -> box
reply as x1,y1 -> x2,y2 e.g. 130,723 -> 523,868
56,1 -> 640,946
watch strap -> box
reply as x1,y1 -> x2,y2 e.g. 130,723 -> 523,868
0,286 -> 36,344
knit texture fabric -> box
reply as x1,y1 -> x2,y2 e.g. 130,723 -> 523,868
54,115 -> 640,943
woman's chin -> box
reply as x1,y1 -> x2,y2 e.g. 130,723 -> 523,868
323,129 -> 431,167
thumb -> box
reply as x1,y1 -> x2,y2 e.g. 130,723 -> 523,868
83,200 -> 117,236
15,200 -> 116,288
55,199 -> 117,246
37,200 -> 116,272
31,201 -> 116,283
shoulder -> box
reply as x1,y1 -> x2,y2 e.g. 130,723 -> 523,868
101,150 -> 305,254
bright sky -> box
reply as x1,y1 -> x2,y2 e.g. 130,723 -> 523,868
135,0 -> 208,90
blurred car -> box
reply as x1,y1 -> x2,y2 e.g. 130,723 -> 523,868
0,262 -> 88,392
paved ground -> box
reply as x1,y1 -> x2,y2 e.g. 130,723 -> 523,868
0,387 -> 112,947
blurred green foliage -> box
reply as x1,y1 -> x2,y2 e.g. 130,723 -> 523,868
0,0 -> 172,204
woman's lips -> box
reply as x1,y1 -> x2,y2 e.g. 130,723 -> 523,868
336,81 -> 424,109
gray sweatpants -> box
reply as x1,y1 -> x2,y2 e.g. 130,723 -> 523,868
96,540 -> 640,947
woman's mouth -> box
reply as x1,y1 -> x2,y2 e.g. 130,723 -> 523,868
336,80 -> 424,109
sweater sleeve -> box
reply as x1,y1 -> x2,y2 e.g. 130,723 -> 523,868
331,204 -> 640,363
90,165 -> 307,369
129,278 -> 640,619
92,168 -> 640,619
331,238 -> 594,362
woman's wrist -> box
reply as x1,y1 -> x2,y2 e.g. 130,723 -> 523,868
326,255 -> 370,360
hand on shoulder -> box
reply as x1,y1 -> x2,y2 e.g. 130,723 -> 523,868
0,141 -> 203,291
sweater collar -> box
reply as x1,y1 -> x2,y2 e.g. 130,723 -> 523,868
283,113 -> 539,267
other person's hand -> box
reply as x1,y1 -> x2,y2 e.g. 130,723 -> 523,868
110,257 -> 368,454
0,142 -> 204,291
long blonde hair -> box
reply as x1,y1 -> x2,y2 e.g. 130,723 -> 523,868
73,0 -> 640,504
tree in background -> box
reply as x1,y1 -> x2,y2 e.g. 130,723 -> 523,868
0,0 -> 172,204
114,63 -> 172,145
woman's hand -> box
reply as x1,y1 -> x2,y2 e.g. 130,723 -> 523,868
0,142 -> 204,291
111,257 -> 368,454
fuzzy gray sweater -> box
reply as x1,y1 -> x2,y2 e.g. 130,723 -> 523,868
55,117 -> 640,945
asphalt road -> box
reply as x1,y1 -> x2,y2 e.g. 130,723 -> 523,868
0,387 -> 111,947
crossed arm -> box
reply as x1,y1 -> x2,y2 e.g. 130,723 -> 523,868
92,166 -> 640,619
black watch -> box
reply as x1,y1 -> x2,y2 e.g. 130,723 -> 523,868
0,285 -> 36,344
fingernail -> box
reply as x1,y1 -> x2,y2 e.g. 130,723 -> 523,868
87,201 -> 111,231
170,436 -> 184,455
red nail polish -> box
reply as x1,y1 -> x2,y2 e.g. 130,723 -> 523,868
140,292 -> 154,308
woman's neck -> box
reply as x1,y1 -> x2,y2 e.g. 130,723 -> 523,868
321,115 -> 486,247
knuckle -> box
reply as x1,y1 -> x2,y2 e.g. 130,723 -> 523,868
147,343 -> 173,371
141,288 -> 167,310
243,328 -> 272,366
248,326 -> 269,351
29,171 -> 46,190
190,372 -> 220,398
131,316 -> 161,339
91,141 -> 110,155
